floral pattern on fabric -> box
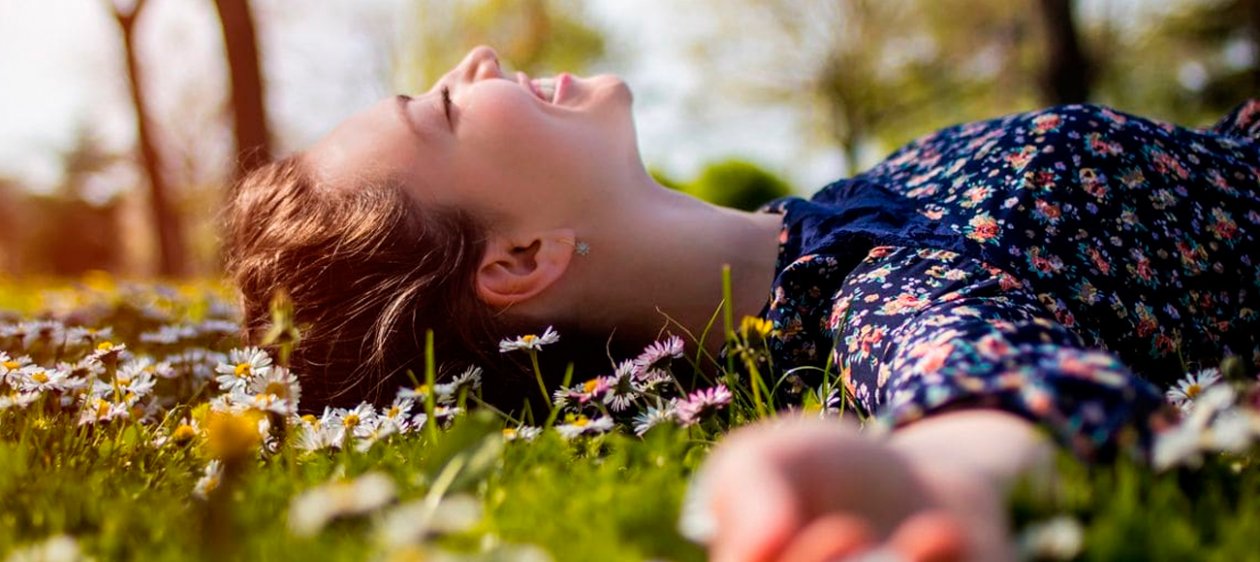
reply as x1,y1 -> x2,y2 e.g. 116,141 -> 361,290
756,101 -> 1260,458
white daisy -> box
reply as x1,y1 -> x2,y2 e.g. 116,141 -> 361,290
288,472 -> 397,536
352,417 -> 399,453
376,494 -> 481,548
4,534 -> 82,562
152,417 -> 200,448
15,364 -> 80,394
243,366 -> 302,416
603,361 -> 640,412
292,413 -> 344,452
0,353 -> 32,385
0,390 -> 40,412
554,414 -> 614,439
1017,515 -> 1084,561
139,324 -> 197,345
1166,368 -> 1222,411
214,346 -> 273,393
397,383 -> 454,405
502,425 -> 542,442
329,402 -> 378,434
193,460 -> 224,500
498,326 -> 560,353
92,364 -> 156,403
76,395 -> 130,425
434,365 -> 483,399
379,396 -> 416,433
632,368 -> 675,395
633,402 -> 678,436
64,326 -> 112,349
19,320 -> 66,350
1205,409 -> 1254,453
89,341 -> 128,364
198,319 -> 240,335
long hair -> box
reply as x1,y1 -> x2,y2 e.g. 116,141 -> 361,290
220,156 -> 635,413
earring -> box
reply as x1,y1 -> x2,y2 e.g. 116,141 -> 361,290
575,241 -> 590,256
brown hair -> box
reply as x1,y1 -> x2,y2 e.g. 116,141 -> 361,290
221,156 -> 638,413
222,156 -> 491,409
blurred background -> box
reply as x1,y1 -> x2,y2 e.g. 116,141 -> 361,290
0,0 -> 1256,278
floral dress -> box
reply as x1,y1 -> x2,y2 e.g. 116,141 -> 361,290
757,101 -> 1260,458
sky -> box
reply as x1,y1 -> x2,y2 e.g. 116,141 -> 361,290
0,0 -> 844,199
0,0 -> 1181,200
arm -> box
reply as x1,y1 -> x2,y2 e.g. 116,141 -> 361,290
833,246 -> 1166,461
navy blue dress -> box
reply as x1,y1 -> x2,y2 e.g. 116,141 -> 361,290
757,101 -> 1260,458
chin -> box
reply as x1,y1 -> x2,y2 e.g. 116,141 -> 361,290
586,74 -> 634,106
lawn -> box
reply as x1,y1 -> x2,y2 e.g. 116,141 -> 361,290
1,275 -> 1259,561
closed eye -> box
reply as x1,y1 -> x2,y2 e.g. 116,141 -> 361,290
440,86 -> 454,129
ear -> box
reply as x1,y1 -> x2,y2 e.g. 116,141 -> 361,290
475,228 -> 577,309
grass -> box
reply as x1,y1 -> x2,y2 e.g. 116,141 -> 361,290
1,275 -> 1259,561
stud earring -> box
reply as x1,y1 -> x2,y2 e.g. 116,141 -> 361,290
575,241 -> 590,256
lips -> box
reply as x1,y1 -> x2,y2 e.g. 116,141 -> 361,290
517,71 -> 571,105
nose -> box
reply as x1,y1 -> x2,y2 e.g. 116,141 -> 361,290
461,45 -> 501,82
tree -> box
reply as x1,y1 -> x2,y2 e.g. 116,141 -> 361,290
1037,0 -> 1091,104
694,0 -> 1047,173
400,0 -> 606,90
687,160 -> 793,212
1090,0 -> 1260,125
212,0 -> 271,180
109,0 -> 187,276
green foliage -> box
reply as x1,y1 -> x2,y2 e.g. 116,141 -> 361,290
693,0 -> 1259,172
3,280 -> 1260,560
688,160 -> 793,211
400,0 -> 606,91
659,159 -> 794,211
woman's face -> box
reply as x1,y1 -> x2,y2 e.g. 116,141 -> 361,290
306,46 -> 639,231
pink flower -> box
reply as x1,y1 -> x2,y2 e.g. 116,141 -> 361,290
633,335 -> 685,378
675,385 -> 732,426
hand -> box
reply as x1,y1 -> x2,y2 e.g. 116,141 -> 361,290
689,415 -> 1027,561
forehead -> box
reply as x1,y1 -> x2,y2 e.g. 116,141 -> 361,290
304,97 -> 429,191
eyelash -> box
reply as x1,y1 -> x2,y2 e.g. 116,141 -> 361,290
440,86 -> 453,125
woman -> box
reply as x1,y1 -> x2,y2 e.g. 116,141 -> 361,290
223,46 -> 1259,560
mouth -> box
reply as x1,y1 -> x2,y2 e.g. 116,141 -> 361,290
518,72 -> 571,105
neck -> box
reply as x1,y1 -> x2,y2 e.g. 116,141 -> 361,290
566,182 -> 785,360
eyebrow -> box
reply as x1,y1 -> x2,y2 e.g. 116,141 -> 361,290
395,94 -> 425,138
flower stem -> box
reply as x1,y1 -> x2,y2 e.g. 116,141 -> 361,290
528,350 -> 551,414
423,330 -> 439,444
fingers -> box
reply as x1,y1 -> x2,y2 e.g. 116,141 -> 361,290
774,514 -> 875,562
889,511 -> 970,562
707,450 -> 802,562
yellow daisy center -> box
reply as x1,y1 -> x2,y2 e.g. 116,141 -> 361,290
502,428 -> 517,438
1186,383 -> 1202,399
234,363 -> 251,378
387,406 -> 401,418
573,415 -> 589,428
343,414 -> 360,428
300,414 -> 318,425
172,424 -> 197,443
263,381 -> 288,397
2,361 -> 19,370
96,341 -> 114,352
31,371 -> 48,384
523,335 -> 537,344
583,378 -> 601,393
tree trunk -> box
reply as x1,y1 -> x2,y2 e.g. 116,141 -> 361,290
1247,0 -> 1260,91
212,0 -> 271,180
1037,0 -> 1091,105
112,0 -> 187,277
